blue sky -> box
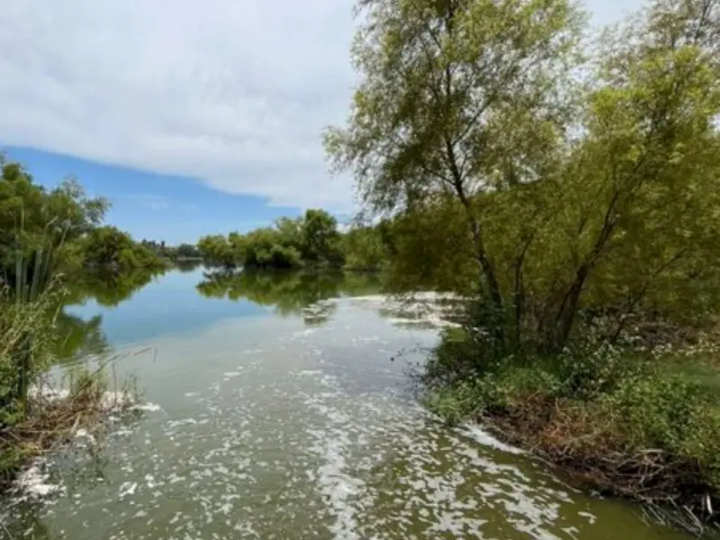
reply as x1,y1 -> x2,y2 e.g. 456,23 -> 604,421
6,146 -> 304,244
1,0 -> 642,245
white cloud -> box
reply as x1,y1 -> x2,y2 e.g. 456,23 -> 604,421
0,0 -> 643,213
0,0 -> 357,210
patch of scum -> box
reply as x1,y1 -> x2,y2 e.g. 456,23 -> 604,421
295,368 -> 577,538
309,292 -> 464,330
304,373 -> 366,540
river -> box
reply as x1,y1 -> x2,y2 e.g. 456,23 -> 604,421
1,267 -> 690,539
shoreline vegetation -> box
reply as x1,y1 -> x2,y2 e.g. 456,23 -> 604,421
422,314 -> 720,535
323,0 -> 720,535
0,159 -> 151,493
0,267 -> 140,493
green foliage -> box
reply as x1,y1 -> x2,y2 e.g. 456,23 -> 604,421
199,209 -> 347,270
424,314 -> 720,515
424,381 -> 483,427
605,372 -> 720,474
300,209 -> 343,265
0,292 -> 59,426
238,227 -> 304,269
82,226 -> 164,272
175,243 -> 201,259
0,159 -> 109,288
1,158 -> 162,283
197,234 -> 238,268
342,224 -> 387,270
0,157 -> 160,432
327,0 -> 720,354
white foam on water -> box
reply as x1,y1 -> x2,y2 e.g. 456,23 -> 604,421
134,402 -> 162,412
305,292 -> 464,330
298,369 -> 323,376
222,371 -> 242,381
74,428 -> 97,446
293,328 -> 316,338
460,424 -> 525,455
27,386 -> 70,401
6,296 -> 631,540
29,386 -> 136,413
167,418 -> 198,428
13,462 -> 63,500
305,374 -> 364,540
119,482 -> 137,498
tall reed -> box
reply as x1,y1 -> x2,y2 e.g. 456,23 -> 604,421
0,216 -> 69,425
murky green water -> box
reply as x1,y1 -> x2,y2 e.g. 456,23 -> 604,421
1,267 -> 691,539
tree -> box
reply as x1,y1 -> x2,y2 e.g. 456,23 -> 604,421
544,0 -> 720,345
325,0 -> 584,344
197,234 -> 237,267
301,209 -> 343,265
176,243 -> 200,259
0,159 -> 110,291
342,222 -> 389,270
205,210 -> 344,270
82,226 -> 162,271
327,0 -> 720,352
240,227 -> 303,269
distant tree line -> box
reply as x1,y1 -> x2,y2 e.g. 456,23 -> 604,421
196,209 -> 392,271
139,239 -> 202,261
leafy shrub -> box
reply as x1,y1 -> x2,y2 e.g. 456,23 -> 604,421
603,371 -> 720,487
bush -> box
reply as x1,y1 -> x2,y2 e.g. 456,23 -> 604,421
604,372 -> 720,489
423,318 -> 720,523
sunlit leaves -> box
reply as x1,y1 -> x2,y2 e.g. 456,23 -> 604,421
328,0 -> 720,348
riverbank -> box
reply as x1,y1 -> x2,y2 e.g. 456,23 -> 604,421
0,284 -> 137,494
424,322 -> 720,536
0,369 -> 135,493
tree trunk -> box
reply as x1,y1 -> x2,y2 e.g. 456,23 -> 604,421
555,263 -> 589,351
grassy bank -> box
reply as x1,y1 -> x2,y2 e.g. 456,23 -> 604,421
0,368 -> 135,492
0,287 -> 137,492
0,251 -> 139,494
423,312 -> 720,535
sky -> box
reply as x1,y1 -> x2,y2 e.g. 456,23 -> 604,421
1,0 -> 643,244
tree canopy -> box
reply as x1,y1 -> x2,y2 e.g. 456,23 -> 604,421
326,0 -> 720,352
198,209 -> 346,270
0,158 -> 165,295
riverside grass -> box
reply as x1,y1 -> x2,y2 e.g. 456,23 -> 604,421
0,231 -> 137,491
423,313 -> 720,537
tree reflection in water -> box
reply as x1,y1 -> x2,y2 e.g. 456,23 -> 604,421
196,270 -> 382,327
52,268 -> 166,362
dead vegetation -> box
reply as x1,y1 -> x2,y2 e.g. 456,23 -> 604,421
0,351 -> 146,492
481,393 -> 720,537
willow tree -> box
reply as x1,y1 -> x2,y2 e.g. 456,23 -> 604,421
325,0 -> 585,342
328,0 -> 720,352
537,0 -> 720,347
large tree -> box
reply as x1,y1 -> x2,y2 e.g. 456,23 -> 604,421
327,0 -> 720,351
198,234 -> 237,268
0,159 -> 109,293
325,0 -> 584,336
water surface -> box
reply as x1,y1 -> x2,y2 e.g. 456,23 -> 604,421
1,268 -> 690,539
